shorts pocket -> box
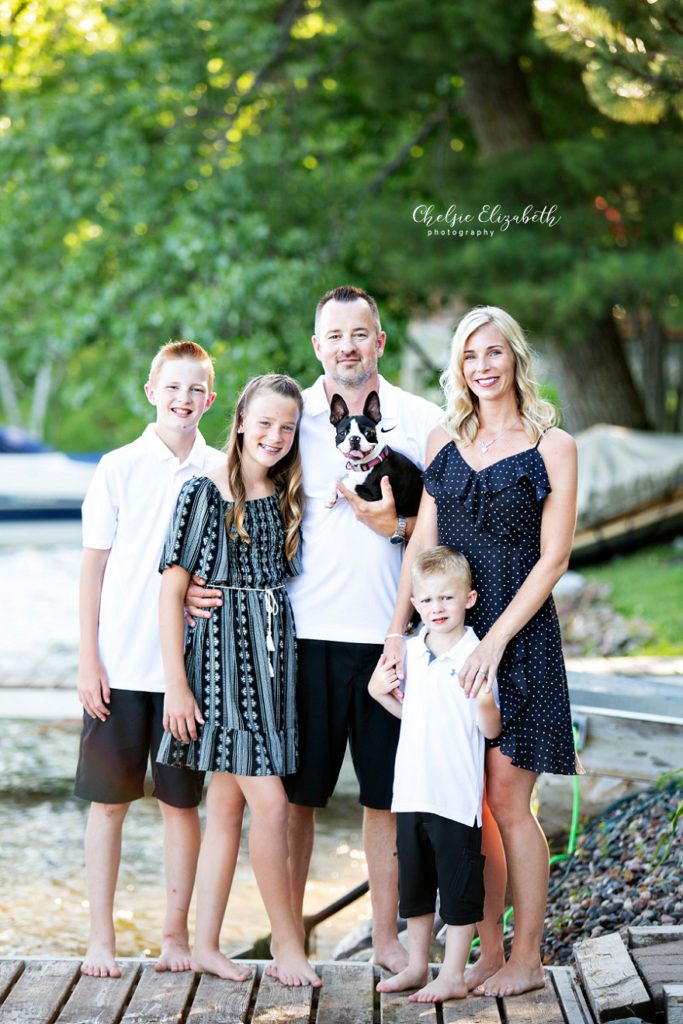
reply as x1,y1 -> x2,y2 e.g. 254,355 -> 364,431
444,848 -> 486,923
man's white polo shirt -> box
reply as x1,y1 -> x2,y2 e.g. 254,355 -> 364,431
286,375 -> 442,645
392,626 -> 497,827
81,424 -> 224,693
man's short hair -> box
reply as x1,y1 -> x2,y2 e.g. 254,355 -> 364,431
148,340 -> 215,390
314,285 -> 382,336
411,546 -> 472,592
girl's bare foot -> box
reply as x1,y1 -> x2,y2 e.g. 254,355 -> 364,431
190,949 -> 253,981
410,972 -> 468,1003
269,940 -> 321,987
376,965 -> 428,994
465,953 -> 505,991
475,961 -> 545,997
156,933 -> 192,972
81,941 -> 121,978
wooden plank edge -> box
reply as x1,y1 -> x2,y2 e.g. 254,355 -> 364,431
664,985 -> 683,1024
627,927 -> 683,949
548,966 -> 594,1024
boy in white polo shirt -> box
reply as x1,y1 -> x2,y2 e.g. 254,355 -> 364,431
74,340 -> 222,978
369,546 -> 501,1004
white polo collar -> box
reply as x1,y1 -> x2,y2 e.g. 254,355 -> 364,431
415,625 -> 476,664
306,374 -> 400,420
140,423 -> 210,469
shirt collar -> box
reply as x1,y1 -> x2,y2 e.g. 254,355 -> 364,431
306,374 -> 397,419
140,423 -> 209,469
415,624 -> 474,663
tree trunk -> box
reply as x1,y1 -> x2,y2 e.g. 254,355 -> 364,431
461,57 -> 545,156
547,314 -> 651,433
0,358 -> 22,427
457,55 -> 652,430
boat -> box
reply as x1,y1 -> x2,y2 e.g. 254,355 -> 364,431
0,426 -> 98,521
572,424 -> 683,564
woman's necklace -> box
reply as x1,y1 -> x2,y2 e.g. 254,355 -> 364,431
477,420 -> 520,454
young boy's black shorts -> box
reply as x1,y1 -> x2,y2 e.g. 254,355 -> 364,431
74,689 -> 204,808
397,811 -> 485,926
283,639 -> 400,810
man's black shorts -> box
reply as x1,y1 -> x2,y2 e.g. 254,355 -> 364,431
74,689 -> 205,808
284,638 -> 400,809
397,811 -> 485,925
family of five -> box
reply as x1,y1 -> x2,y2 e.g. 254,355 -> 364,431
75,285 -> 579,1002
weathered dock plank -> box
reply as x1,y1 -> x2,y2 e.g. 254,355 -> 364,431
574,933 -> 650,1022
548,966 -> 593,1024
316,961 -> 375,1024
0,959 -> 80,1024
119,963 -> 195,1024
57,962 -> 140,1024
441,989 -> 499,1024
186,968 -> 257,1024
0,962 -> 23,1005
378,967 -> 438,1023
628,925 -> 683,948
630,941 -> 683,1013
251,970 -> 314,1023
664,984 -> 683,1024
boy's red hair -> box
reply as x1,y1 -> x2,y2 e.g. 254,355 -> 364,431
148,340 -> 215,390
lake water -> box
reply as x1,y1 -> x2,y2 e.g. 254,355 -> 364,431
0,529 -> 372,960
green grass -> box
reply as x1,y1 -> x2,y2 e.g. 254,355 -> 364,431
582,542 -> 683,655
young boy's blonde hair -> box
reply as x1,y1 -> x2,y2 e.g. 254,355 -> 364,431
411,545 -> 472,592
148,340 -> 215,391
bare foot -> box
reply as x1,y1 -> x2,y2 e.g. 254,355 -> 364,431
269,941 -> 321,987
373,938 -> 409,974
410,971 -> 468,1003
80,941 -> 121,978
376,964 -> 428,994
475,961 -> 545,997
190,949 -> 252,981
465,953 -> 505,992
155,934 -> 192,972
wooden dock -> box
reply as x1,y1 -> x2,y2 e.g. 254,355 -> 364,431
1,929 -> 681,1024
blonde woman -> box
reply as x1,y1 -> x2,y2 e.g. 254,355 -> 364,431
384,307 -> 579,997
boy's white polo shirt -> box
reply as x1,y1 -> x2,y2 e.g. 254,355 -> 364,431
391,626 -> 495,827
82,424 -> 224,693
286,374 -> 442,645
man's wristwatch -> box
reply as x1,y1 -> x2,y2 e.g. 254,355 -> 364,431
389,514 -> 407,545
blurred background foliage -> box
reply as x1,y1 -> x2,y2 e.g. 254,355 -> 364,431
0,0 -> 681,450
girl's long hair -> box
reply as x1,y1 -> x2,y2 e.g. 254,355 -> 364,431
224,374 -> 305,560
441,305 -> 556,445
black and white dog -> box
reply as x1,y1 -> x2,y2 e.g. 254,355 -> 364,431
325,391 -> 423,515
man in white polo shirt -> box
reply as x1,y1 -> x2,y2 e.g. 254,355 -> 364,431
284,285 -> 442,972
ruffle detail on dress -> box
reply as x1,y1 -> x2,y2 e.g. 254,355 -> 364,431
424,443 -> 551,535
499,720 -> 579,776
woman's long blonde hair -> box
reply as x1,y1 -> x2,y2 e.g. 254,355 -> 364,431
441,306 -> 556,445
224,374 -> 305,560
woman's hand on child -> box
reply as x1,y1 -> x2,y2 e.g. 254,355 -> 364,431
458,634 -> 506,698
78,662 -> 111,721
184,574 -> 223,627
382,635 -> 406,681
163,687 -> 205,742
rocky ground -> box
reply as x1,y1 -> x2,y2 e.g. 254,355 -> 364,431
540,780 -> 682,963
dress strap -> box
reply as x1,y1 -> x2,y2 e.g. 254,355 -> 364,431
535,427 -> 550,449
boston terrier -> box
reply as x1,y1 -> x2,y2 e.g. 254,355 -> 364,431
325,391 -> 423,517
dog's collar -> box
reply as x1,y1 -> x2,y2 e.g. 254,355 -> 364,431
346,445 -> 390,472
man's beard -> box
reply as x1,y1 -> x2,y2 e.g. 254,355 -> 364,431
330,365 -> 375,389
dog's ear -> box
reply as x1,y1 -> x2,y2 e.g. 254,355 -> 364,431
329,393 -> 350,426
363,391 -> 381,424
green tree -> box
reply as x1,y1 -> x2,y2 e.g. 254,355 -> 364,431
0,0 -> 681,446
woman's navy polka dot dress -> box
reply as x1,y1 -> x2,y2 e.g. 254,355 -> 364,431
424,437 -> 577,775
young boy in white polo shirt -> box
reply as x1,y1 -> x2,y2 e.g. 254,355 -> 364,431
74,340 -> 222,978
369,545 -> 501,1004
